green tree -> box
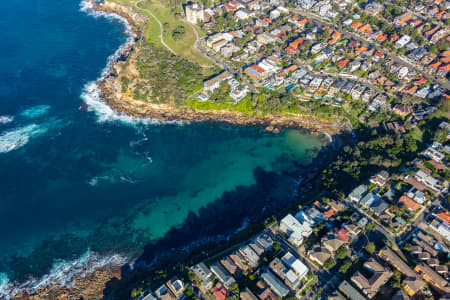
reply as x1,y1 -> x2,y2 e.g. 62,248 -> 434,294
339,259 -> 352,274
366,222 -> 377,231
324,258 -> 336,270
365,242 -> 376,254
336,246 -> 349,260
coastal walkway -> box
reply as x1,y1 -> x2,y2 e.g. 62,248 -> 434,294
134,0 -> 214,68
134,0 -> 176,55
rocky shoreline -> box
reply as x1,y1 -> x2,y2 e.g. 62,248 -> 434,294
87,0 -> 344,136
9,267 -> 122,300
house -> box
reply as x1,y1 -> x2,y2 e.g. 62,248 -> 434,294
261,271 -> 290,297
378,247 -> 426,296
338,280 -> 366,300
351,257 -> 393,298
281,252 -> 309,281
240,288 -> 258,300
400,195 -> 421,211
406,187 -> 426,205
213,287 -> 227,300
414,263 -> 450,295
204,71 -> 233,93
338,228 -> 350,242
167,277 -> 185,299
192,262 -> 213,287
360,192 -> 376,208
371,200 -> 389,216
394,12 -> 412,26
393,104 -> 413,116
230,252 -> 249,271
370,170 -> 389,186
349,185 -> 368,203
430,213 -> 450,242
258,288 -> 277,300
239,245 -> 260,268
230,85 -> 248,101
395,35 -> 411,48
221,256 -> 238,275
280,214 -> 312,246
415,170 -> 443,193
329,201 -> 346,212
308,248 -> 331,266
255,232 -> 274,251
323,236 -> 346,253
155,284 -> 176,300
269,258 -> 301,289
422,146 -> 445,163
345,223 -> 362,236
210,263 -> 236,289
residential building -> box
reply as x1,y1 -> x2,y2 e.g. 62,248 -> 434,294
308,248 -> 331,266
338,280 -> 366,300
192,262 -> 213,287
349,185 -> 368,203
261,271 -> 290,297
378,247 -> 426,296
351,257 -> 393,298
204,71 -> 233,93
414,263 -> 450,295
323,236 -> 345,253
210,263 -> 236,289
185,2 -> 204,24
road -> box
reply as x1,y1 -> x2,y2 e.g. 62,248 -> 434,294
289,8 -> 450,90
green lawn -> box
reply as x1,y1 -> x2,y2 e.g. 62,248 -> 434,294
114,0 -> 214,66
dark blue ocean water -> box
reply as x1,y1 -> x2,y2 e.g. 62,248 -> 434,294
0,0 -> 323,294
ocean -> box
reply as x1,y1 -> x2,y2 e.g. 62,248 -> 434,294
0,0 -> 324,297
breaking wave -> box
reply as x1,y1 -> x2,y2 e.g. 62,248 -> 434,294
0,118 -> 64,154
0,116 -> 14,125
0,124 -> 48,153
20,105 -> 51,119
79,0 -> 186,127
0,250 -> 128,299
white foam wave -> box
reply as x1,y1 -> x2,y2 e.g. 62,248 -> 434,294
0,124 -> 48,153
0,250 -> 128,299
0,116 -> 14,125
0,118 -> 65,154
20,105 -> 51,119
79,0 -> 187,127
81,81 -> 185,126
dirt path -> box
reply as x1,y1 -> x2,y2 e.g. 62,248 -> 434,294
134,0 -> 177,55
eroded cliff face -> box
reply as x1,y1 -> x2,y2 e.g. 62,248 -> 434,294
12,267 -> 122,300
89,0 -> 346,136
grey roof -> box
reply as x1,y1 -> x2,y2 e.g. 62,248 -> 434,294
371,200 -> 389,215
192,262 -> 212,284
338,280 -> 367,300
261,271 -> 290,297
210,263 -> 236,289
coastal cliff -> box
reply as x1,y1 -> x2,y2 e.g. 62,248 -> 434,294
87,0 -> 345,135
11,267 -> 122,300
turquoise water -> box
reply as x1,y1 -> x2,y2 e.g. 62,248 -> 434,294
0,0 -> 324,294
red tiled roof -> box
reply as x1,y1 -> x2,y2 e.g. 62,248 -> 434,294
213,287 -> 227,300
351,22 -> 363,29
251,64 -> 265,73
286,46 -> 299,54
429,61 -> 442,69
400,195 -> 421,211
338,58 -> 350,68
436,211 -> 450,224
338,228 -> 350,242
324,208 -> 335,219
285,64 -> 298,73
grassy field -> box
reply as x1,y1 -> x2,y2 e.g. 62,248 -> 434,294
113,0 -> 214,67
